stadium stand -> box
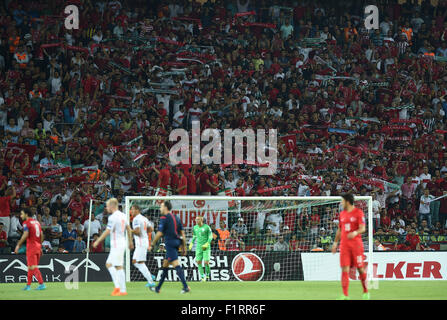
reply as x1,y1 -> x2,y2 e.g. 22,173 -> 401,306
0,0 -> 446,254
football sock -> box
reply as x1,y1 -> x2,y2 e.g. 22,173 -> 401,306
359,272 -> 368,293
157,267 -> 169,290
175,266 -> 188,289
205,264 -> 210,277
198,264 -> 204,277
341,271 -> 349,296
134,263 -> 154,283
107,266 -> 120,289
27,269 -> 33,285
117,268 -> 126,293
33,268 -> 44,284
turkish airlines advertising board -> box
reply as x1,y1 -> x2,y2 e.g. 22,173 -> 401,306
301,252 -> 447,281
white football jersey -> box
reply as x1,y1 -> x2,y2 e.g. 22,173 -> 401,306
132,214 -> 152,247
107,210 -> 128,249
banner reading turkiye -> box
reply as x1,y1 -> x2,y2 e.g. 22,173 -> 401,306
170,199 -> 229,229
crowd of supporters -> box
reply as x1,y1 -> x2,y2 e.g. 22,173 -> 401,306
0,0 -> 447,254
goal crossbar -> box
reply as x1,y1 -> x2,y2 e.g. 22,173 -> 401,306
125,195 -> 373,201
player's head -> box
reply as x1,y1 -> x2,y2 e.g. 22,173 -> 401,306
341,192 -> 355,210
106,198 -> 119,213
160,200 -> 172,215
20,208 -> 32,221
130,204 -> 141,217
195,215 -> 204,226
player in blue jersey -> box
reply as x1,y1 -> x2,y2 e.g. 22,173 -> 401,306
149,200 -> 190,294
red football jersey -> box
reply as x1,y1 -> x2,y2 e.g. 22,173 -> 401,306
23,218 -> 42,252
339,207 -> 365,246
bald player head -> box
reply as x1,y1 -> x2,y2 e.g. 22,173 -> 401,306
106,198 -> 119,214
195,215 -> 204,226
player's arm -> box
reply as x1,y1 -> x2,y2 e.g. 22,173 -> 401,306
202,225 -> 213,250
180,229 -> 187,255
132,227 -> 141,235
189,226 -> 197,250
14,230 -> 29,254
132,219 -> 141,235
331,225 -> 341,254
150,216 -> 166,251
149,231 -> 163,252
347,223 -> 366,239
126,224 -> 134,249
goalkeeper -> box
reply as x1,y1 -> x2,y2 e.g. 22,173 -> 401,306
189,216 -> 213,282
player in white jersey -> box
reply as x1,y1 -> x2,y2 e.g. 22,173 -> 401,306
93,198 -> 133,296
130,205 -> 155,288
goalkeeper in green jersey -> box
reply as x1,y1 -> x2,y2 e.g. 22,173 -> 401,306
189,216 -> 213,282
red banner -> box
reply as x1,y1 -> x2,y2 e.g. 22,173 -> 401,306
258,185 -> 292,194
390,118 -> 425,127
65,45 -> 89,55
38,167 -> 72,179
4,143 -> 37,168
381,125 -> 414,134
155,37 -> 185,47
242,22 -> 277,29
349,176 -> 384,190
176,51 -> 216,61
172,17 -> 203,30
234,11 -> 256,18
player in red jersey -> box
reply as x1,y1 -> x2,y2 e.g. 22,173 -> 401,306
331,193 -> 369,300
14,208 -> 46,291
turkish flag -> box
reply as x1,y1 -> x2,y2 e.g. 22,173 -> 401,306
281,135 -> 297,153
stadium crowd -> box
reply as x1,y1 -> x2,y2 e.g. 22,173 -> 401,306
0,0 -> 447,254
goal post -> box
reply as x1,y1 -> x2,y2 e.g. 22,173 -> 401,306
85,198 -> 106,282
124,195 -> 374,284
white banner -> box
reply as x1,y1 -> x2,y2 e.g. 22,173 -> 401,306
170,199 -> 229,229
302,252 -> 447,281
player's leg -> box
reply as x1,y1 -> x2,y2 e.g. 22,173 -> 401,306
32,251 -> 45,290
203,248 -> 211,280
357,266 -> 370,300
355,248 -> 369,299
196,259 -> 204,279
196,247 -> 204,279
170,241 -> 189,292
24,266 -> 34,290
136,260 -> 156,286
114,247 -> 127,295
171,258 -> 190,293
24,252 -> 44,290
133,248 -> 155,287
106,250 -> 122,295
338,247 -> 351,299
115,265 -> 127,295
152,258 -> 170,293
338,266 -> 350,299
25,253 -> 36,289
34,252 -> 46,290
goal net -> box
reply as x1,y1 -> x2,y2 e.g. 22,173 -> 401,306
124,196 -> 373,284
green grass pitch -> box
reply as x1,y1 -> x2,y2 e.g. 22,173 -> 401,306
1,281 -> 447,300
